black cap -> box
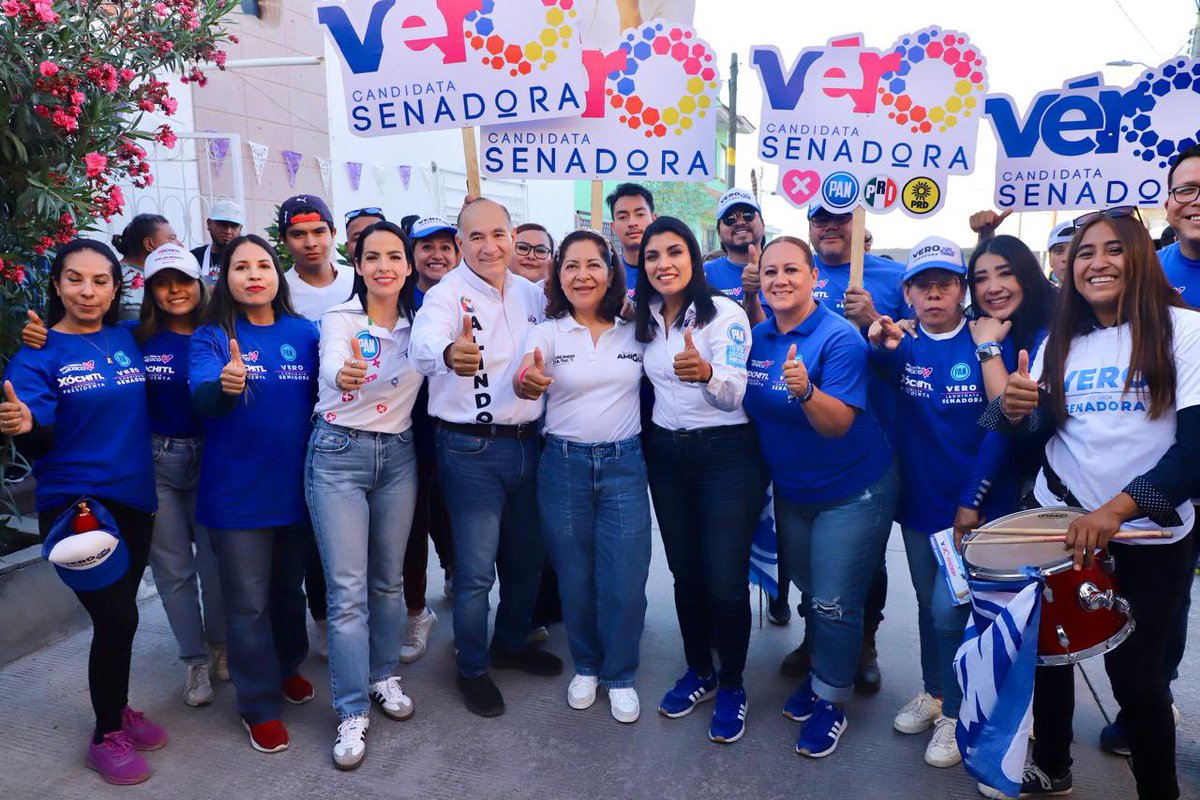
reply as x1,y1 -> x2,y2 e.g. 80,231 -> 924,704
278,194 -> 335,233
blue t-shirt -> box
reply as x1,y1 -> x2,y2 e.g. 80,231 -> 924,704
743,302 -> 892,504
3,327 -> 156,513
704,255 -> 746,302
119,321 -> 203,438
872,321 -> 1019,533
622,258 -> 639,300
189,315 -> 319,529
1158,243 -> 1200,308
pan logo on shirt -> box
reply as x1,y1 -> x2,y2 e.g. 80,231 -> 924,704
280,344 -> 297,362
950,362 -> 971,382
460,296 -> 476,314
114,350 -> 131,368
728,324 -> 748,345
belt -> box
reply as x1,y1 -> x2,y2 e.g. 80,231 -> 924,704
1043,461 -> 1083,508
439,420 -> 539,440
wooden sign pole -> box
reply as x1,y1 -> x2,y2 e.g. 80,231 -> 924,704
461,126 -> 481,200
591,179 -> 604,231
849,205 -> 866,289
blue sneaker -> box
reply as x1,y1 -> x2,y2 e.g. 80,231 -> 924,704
708,688 -> 748,743
797,700 -> 848,758
782,675 -> 816,722
658,669 -> 717,718
1099,719 -> 1130,756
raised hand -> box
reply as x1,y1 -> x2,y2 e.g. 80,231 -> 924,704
447,314 -> 483,377
783,343 -> 809,398
842,286 -> 879,328
220,338 -> 247,396
0,380 -> 33,437
868,315 -> 904,351
22,309 -> 47,349
517,347 -> 553,400
968,208 -> 1013,238
741,243 -> 761,297
969,316 -> 1012,345
1000,349 -> 1038,422
337,336 -> 369,392
673,326 -> 712,383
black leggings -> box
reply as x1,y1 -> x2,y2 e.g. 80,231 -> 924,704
402,444 -> 454,612
40,499 -> 154,741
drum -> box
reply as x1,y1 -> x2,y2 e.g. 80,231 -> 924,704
962,507 -> 1134,666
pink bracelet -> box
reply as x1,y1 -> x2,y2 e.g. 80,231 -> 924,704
517,364 -> 531,385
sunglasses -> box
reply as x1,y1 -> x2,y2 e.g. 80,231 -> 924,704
1072,205 -> 1142,229
345,207 -> 384,223
810,214 -> 853,228
720,209 -> 758,226
515,242 -> 552,259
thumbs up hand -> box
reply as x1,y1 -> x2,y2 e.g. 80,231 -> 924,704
1000,349 -> 1039,422
0,380 -> 33,437
516,347 -> 553,400
337,336 -> 370,392
968,208 -> 1013,238
868,315 -> 903,351
783,343 -> 810,398
741,244 -> 762,297
446,314 -> 483,377
673,326 -> 713,383
220,338 -> 247,396
22,309 -> 48,350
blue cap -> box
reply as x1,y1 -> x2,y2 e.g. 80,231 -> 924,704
410,216 -> 457,240
42,500 -> 129,592
807,201 -> 852,221
716,188 -> 761,220
904,236 -> 967,282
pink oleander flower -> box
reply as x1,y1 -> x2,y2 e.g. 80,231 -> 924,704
39,60 -> 59,77
1,0 -> 23,18
83,151 -> 108,177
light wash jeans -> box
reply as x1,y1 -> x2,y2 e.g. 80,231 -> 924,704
538,435 -> 651,688
774,468 -> 898,703
305,419 -> 418,718
148,434 -> 226,664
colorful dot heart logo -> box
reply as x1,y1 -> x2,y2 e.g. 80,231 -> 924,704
782,169 -> 820,206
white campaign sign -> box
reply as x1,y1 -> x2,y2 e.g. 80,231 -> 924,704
751,27 -> 989,218
316,0 -> 590,136
480,19 -> 721,181
985,58 -> 1200,211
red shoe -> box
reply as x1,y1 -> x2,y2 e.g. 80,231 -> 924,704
282,674 -> 315,704
121,707 -> 167,751
242,719 -> 289,753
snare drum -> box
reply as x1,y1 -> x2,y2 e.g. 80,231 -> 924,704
962,507 -> 1134,666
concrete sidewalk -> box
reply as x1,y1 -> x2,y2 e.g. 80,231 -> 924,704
0,526 -> 1191,800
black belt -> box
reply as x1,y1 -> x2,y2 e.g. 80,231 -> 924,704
1043,460 -> 1083,508
439,420 -> 539,440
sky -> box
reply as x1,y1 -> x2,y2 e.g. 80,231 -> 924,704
694,0 -> 1199,251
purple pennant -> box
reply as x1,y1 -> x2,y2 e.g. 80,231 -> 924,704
346,161 -> 362,191
282,150 -> 302,188
209,137 -> 230,177
398,164 -> 412,189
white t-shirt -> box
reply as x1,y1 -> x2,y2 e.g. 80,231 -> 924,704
644,294 -> 751,431
1032,306 -> 1200,543
524,316 -> 645,443
313,299 -> 424,434
410,265 -> 546,426
285,264 -> 355,321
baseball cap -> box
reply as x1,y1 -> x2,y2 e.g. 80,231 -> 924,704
806,201 -> 852,221
42,500 -> 129,592
208,198 -> 244,226
716,188 -> 761,220
904,236 -> 967,282
144,242 -> 201,282
278,194 -> 335,232
1047,220 -> 1075,250
410,216 -> 457,240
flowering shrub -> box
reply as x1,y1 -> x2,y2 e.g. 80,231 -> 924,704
0,0 -> 236,361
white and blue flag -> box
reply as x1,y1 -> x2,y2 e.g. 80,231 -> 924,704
748,485 -> 779,598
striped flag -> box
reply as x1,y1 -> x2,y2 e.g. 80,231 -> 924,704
954,572 -> 1043,798
748,485 -> 779,598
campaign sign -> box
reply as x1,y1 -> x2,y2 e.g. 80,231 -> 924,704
985,58 -> 1200,211
316,0 -> 590,136
480,20 -> 721,181
751,27 -> 989,217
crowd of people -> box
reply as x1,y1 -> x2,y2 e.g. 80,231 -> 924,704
3,143 -> 1200,800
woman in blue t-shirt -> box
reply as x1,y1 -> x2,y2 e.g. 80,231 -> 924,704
741,236 -> 897,760
2,239 -> 162,785
189,234 -> 319,755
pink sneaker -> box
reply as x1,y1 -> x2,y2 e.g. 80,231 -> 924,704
121,707 -> 167,751
86,731 -> 150,785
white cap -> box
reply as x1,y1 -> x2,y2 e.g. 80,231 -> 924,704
1047,220 -> 1075,250
410,215 -> 457,240
904,236 -> 966,282
208,198 -> 244,226
144,243 -> 201,283
716,188 -> 761,220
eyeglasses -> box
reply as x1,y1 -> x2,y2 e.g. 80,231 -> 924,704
515,242 -> 552,260
810,214 -> 853,228
1168,185 -> 1200,204
720,209 -> 758,226
909,275 -> 962,293
1072,205 -> 1142,229
345,207 -> 384,223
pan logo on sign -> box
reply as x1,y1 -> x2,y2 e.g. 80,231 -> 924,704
821,172 -> 859,209
902,176 -> 940,214
862,176 -> 898,209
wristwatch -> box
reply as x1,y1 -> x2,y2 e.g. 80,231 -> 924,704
975,342 -> 1002,363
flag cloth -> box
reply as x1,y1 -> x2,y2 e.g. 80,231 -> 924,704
748,484 -> 779,598
954,572 -> 1043,797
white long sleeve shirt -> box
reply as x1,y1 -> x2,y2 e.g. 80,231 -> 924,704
410,265 -> 545,425
644,294 -> 751,430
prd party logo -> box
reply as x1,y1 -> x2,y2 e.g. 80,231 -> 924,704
465,0 -> 579,78
605,23 -> 719,139
878,29 -> 987,133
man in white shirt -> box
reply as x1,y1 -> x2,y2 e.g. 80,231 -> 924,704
411,198 -> 563,717
278,194 -> 355,320
191,198 -> 244,283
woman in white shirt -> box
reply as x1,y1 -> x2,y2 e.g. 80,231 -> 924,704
513,230 -> 649,725
631,216 -> 768,745
304,221 -> 425,771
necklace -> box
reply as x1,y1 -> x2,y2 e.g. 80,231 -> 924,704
76,330 -> 114,364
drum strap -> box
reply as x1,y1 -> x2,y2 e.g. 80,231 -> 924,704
1043,461 -> 1083,508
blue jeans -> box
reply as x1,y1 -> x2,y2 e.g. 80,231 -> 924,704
436,426 -> 543,677
209,524 -> 310,724
306,420 -> 418,718
900,526 -> 970,718
538,435 -> 651,688
148,434 -> 226,663
774,469 -> 898,703
644,423 -> 769,690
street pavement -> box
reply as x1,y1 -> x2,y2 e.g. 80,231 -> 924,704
0,525 -> 1193,800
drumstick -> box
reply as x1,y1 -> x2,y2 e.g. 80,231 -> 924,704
966,531 -> 1170,545
969,527 -> 1167,536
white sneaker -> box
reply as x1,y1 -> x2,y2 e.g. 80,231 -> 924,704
314,619 -> 329,661
567,675 -> 599,710
976,782 -> 1016,800
399,608 -> 437,664
369,676 -> 414,720
333,714 -> 369,770
1173,703 -> 1181,725
894,692 -> 942,734
608,687 -> 640,723
211,645 -> 230,682
925,715 -> 961,768
183,662 -> 214,707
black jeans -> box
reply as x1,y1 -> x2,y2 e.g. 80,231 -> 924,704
644,423 -> 769,689
1032,534 -> 1193,800
40,499 -> 155,740
402,442 -> 454,612
303,523 -> 326,622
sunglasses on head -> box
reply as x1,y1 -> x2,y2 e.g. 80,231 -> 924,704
1072,205 -> 1142,229
720,209 -> 758,226
345,207 -> 384,223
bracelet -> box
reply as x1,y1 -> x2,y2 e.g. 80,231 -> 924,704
517,365 -> 531,385
787,381 -> 815,404
1000,403 -> 1025,424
